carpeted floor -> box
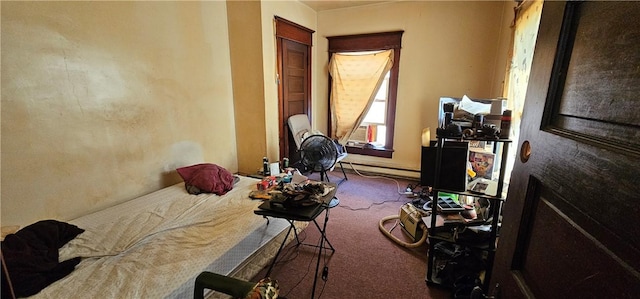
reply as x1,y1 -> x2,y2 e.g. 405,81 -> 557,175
251,169 -> 452,299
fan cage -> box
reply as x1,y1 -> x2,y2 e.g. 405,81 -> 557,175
299,135 -> 338,172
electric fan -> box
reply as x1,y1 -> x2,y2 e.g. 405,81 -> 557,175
299,134 -> 340,207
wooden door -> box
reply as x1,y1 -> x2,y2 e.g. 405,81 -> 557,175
275,17 -> 313,162
281,39 -> 310,162
490,1 -> 640,298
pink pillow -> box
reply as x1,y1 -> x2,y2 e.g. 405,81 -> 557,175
176,163 -> 235,195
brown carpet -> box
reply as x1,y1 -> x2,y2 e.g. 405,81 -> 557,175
251,170 -> 452,299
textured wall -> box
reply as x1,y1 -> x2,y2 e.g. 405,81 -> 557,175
1,1 -> 237,227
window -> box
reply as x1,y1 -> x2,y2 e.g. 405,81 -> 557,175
350,70 -> 390,146
327,31 -> 403,158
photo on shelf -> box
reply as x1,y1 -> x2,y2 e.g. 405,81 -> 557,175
468,140 -> 488,151
467,178 -> 498,196
470,180 -> 489,193
469,150 -> 495,180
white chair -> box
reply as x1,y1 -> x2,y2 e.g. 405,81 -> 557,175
287,114 -> 348,183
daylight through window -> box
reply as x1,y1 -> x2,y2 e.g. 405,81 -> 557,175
327,31 -> 403,158
350,71 -> 390,146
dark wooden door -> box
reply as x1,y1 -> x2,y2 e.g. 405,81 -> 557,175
490,1 -> 640,298
275,17 -> 313,162
281,39 -> 310,162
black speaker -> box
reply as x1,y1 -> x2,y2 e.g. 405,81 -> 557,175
420,141 -> 468,192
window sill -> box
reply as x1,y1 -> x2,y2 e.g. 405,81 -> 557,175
346,145 -> 394,158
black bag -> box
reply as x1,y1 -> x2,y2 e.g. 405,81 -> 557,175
437,246 -> 485,287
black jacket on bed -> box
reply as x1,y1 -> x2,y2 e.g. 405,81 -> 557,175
1,219 -> 84,298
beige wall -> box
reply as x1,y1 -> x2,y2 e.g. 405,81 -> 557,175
227,0 -> 316,175
227,0 -> 268,175
1,1 -> 237,227
260,0 -> 317,165
315,1 -> 515,177
0,0 -> 515,228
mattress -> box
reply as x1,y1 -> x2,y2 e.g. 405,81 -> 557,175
29,176 -> 304,299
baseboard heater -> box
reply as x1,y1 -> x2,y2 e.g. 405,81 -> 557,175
346,162 -> 420,180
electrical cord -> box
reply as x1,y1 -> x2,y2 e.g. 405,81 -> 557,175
330,162 -> 422,212
337,194 -> 405,211
317,231 -> 332,299
279,162 -> 426,296
338,162 -> 431,247
280,244 -> 315,299
272,227 -> 307,267
280,222 -> 333,299
317,205 -> 334,298
277,226 -> 313,299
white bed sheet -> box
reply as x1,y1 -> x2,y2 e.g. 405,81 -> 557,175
30,176 -> 290,299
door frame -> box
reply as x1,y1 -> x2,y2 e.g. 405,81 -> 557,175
275,16 -> 314,160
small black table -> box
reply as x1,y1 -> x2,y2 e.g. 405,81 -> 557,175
253,183 -> 337,299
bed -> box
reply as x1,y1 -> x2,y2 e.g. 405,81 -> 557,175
4,170 -> 305,298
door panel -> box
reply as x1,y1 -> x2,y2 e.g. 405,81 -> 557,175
510,177 -> 639,298
282,39 -> 310,162
545,1 -> 640,149
275,17 -> 313,162
491,2 -> 640,298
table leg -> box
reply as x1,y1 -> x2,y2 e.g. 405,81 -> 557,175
311,206 -> 334,299
265,223 -> 295,277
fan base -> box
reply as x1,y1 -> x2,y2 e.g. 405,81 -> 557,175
328,197 -> 340,208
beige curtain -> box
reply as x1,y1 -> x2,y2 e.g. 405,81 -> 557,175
503,0 -> 543,181
329,49 -> 394,144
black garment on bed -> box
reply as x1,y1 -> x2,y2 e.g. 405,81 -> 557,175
1,219 -> 84,298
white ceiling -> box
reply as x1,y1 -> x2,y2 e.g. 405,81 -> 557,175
299,0 -> 394,11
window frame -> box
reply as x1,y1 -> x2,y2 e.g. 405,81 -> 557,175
327,31 -> 403,158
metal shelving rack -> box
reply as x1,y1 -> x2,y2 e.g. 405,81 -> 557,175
425,136 -> 511,291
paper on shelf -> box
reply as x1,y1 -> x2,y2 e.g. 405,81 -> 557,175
459,95 -> 491,115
